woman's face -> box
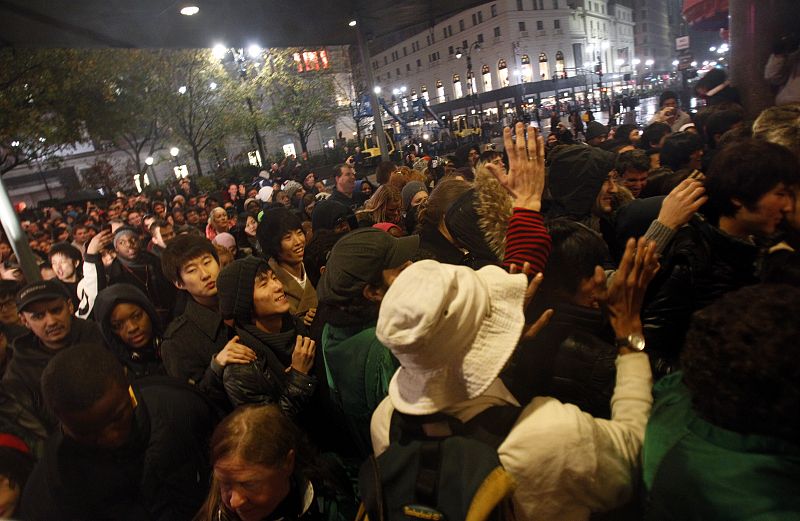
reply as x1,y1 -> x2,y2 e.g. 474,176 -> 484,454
382,197 -> 402,224
213,210 -> 229,231
214,454 -> 294,521
361,183 -> 373,196
110,302 -> 153,350
245,216 -> 258,237
303,174 -> 316,188
410,191 -> 428,208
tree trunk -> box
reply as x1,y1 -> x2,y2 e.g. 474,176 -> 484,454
191,146 -> 204,177
298,133 -> 309,154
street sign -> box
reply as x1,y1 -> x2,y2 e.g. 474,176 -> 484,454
676,36 -> 690,51
678,53 -> 694,71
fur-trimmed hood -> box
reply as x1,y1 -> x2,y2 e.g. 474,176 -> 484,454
443,165 -> 513,268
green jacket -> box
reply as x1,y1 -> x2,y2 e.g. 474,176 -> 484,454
321,321 -> 398,457
643,372 -> 800,520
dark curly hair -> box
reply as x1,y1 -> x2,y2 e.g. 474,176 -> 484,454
681,284 -> 800,443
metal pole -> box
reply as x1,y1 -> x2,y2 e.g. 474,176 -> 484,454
355,21 -> 389,161
0,176 -> 41,283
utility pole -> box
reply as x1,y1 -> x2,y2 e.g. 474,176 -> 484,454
354,19 -> 389,161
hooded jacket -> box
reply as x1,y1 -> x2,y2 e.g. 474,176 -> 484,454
94,284 -> 166,380
439,169 -> 513,269
545,145 -> 615,221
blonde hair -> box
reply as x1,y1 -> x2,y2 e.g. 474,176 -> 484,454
359,184 -> 402,224
194,405 -> 309,521
752,104 -> 800,159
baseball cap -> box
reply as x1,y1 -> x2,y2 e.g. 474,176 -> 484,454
316,228 -> 419,305
16,279 -> 70,312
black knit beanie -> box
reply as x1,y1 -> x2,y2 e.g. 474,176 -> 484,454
215,255 -> 269,323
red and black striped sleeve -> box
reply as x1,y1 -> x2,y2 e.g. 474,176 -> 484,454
502,208 -> 551,275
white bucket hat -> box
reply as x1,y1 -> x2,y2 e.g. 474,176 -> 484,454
377,259 -> 527,415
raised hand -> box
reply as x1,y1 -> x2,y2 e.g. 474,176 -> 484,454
658,177 -> 707,230
485,122 -> 546,212
599,237 -> 660,338
290,336 -> 316,375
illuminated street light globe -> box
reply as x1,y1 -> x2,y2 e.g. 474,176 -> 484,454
145,157 -> 154,166
179,5 -> 199,16
645,59 -> 655,66
178,85 -> 187,94
212,44 -> 227,60
348,20 -> 357,27
672,60 -> 679,66
632,58 -> 641,66
170,147 -> 180,157
247,44 -> 262,59
373,86 -> 382,94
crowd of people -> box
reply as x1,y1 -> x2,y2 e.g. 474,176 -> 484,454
0,94 -> 798,520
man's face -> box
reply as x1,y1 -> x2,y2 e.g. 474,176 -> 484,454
336,167 -> 356,196
159,225 -> 175,245
110,302 -> 153,349
60,381 -> 134,450
278,229 -> 305,265
177,253 -> 220,300
115,234 -> 140,262
0,243 -> 11,260
153,204 -> 166,217
127,212 -> 142,228
596,171 -> 620,214
186,210 -> 200,225
20,298 -> 74,350
50,253 -> 79,283
252,270 -> 290,319
468,148 -> 480,166
73,227 -> 88,245
735,183 -> 794,236
621,169 -> 648,198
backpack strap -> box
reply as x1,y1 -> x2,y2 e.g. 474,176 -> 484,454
415,441 -> 443,506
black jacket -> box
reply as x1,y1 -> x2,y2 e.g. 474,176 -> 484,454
223,316 -> 316,417
94,283 -> 166,380
20,378 -> 215,521
2,318 -> 104,431
107,252 -> 176,322
161,297 -> 233,413
502,302 -> 617,419
642,216 -> 760,376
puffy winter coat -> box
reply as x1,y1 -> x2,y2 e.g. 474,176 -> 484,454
642,216 -> 760,376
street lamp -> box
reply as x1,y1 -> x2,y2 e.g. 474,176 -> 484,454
455,40 -> 481,121
170,147 -> 179,157
214,45 -> 267,167
373,86 -> 382,95
143,156 -> 159,188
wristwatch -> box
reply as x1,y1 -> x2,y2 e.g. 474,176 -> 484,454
615,333 -> 646,352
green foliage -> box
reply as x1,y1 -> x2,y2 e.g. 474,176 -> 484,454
257,49 -> 345,153
0,49 -> 98,174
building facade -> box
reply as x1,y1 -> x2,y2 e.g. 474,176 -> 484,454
369,0 -> 634,107
631,0 -> 673,71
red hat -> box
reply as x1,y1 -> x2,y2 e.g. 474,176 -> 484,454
0,433 -> 30,454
